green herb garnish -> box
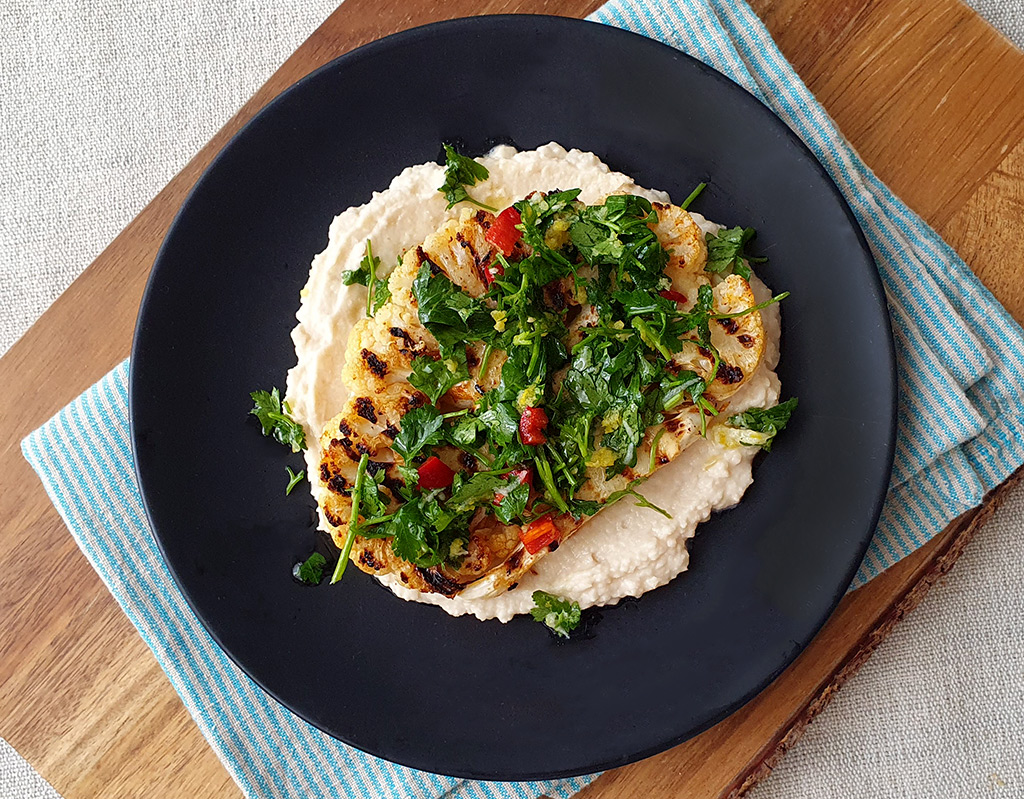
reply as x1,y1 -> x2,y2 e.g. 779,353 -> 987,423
679,181 -> 707,211
249,387 -> 306,452
727,398 -> 798,451
408,348 -> 470,404
391,405 -> 445,463
332,453 -> 369,584
285,466 -> 305,495
705,226 -> 767,280
381,493 -> 461,567
530,590 -> 582,638
341,239 -> 391,316
570,194 -> 668,292
412,263 -> 495,356
295,552 -> 326,585
301,183 -> 792,598
438,144 -> 496,211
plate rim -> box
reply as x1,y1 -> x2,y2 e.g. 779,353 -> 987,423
129,13 -> 897,780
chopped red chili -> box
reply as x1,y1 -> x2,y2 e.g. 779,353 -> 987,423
416,456 -> 455,489
519,513 -> 560,554
485,206 -> 523,257
519,406 -> 549,445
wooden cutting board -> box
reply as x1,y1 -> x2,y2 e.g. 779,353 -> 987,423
1,1 -> 1022,797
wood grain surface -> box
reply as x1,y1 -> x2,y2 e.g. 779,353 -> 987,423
1,1 -> 1021,797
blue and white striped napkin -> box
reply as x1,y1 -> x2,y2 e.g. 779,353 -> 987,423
22,1 -> 1024,797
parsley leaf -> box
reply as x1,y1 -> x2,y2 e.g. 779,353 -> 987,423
569,218 -> 617,261
558,411 -> 594,463
448,414 -> 484,447
340,261 -> 371,287
494,476 -> 530,525
392,405 -> 445,463
530,591 -> 581,638
446,472 -> 506,513
285,466 -> 305,495
613,288 -> 676,318
396,464 -> 420,496
295,552 -> 326,585
249,387 -> 306,452
513,191 -> 581,279
727,397 -> 798,451
408,349 -> 470,404
705,226 -> 767,280
519,188 -> 581,223
412,263 -> 494,356
341,240 -> 390,316
662,370 -> 707,412
387,500 -> 436,565
570,195 -> 668,291
479,402 -> 521,447
371,277 -> 391,315
358,465 -> 389,520
438,144 -> 496,211
385,495 -> 468,568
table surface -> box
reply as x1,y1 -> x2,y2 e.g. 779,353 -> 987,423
2,1 -> 1023,797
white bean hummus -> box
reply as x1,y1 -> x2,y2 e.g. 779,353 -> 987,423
287,143 -> 781,622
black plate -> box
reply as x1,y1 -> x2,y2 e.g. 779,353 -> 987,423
131,15 -> 895,780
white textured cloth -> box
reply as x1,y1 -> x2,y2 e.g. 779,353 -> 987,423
2,2 -> 1022,799
0,0 -> 339,355
749,479 -> 1024,799
970,0 -> 1024,48
0,739 -> 60,799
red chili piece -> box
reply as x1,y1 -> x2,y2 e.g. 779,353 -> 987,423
519,513 -> 560,555
485,206 -> 523,257
417,456 -> 455,489
659,289 -> 688,304
519,406 -> 549,445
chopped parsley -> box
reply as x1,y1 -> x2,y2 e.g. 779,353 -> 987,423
438,144 -> 496,211
705,226 -> 767,280
341,239 -> 391,316
303,184 -> 794,588
391,405 -> 445,462
294,552 -> 326,585
530,591 -> 581,638
409,349 -> 470,404
249,387 -> 306,452
367,191 -> 789,538
385,494 -> 462,567
285,466 -> 305,495
412,262 -> 495,356
727,397 -> 798,451
570,194 -> 668,293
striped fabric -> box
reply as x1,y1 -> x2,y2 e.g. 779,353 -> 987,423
22,362 -> 593,799
21,1 -> 1024,797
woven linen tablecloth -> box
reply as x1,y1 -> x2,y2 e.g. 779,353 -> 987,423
4,1 -> 1024,798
